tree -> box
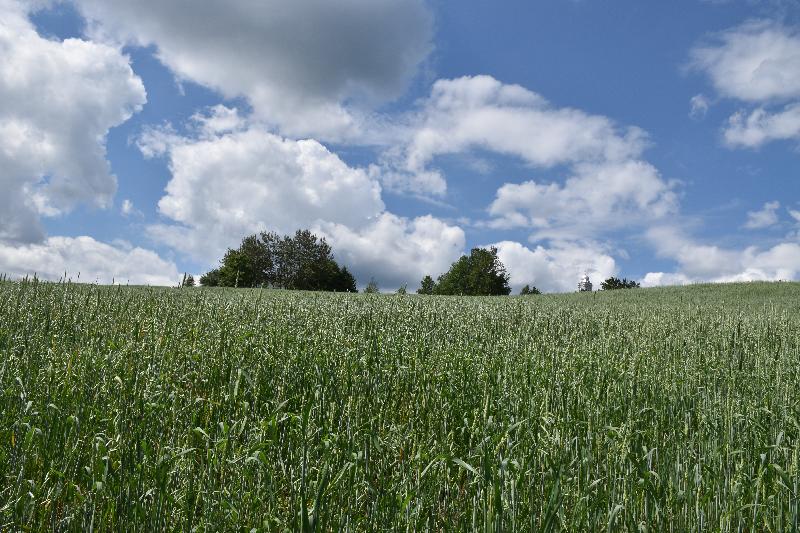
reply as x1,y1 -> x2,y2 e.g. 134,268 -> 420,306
212,247 -> 262,288
600,277 -> 641,290
200,269 -> 221,287
332,266 -> 357,293
396,284 -> 407,295
417,275 -> 435,295
364,278 -> 380,294
181,273 -> 195,288
434,247 -> 511,296
519,284 -> 541,295
201,229 -> 357,291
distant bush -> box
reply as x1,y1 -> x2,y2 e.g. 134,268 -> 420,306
519,284 -> 541,295
364,278 -> 380,294
601,277 -> 640,290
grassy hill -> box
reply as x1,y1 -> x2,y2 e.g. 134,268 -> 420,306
1,279 -> 798,530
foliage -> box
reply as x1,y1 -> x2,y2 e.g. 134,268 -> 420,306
2,279 -> 800,530
363,278 -> 380,294
417,275 -> 435,295
201,230 -> 357,291
199,268 -> 221,287
519,284 -> 541,295
396,284 -> 407,295
180,273 -> 195,288
434,247 -> 511,296
601,276 -> 641,290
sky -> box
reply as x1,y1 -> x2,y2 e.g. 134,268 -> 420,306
1,0 -> 800,292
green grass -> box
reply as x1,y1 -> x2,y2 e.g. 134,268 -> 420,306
1,279 -> 799,531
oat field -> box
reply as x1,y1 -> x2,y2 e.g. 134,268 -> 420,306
1,278 -> 799,531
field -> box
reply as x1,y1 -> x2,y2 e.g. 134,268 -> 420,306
1,279 -> 799,531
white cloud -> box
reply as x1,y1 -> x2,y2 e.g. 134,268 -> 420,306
141,117 -> 385,260
383,75 -> 649,196
690,20 -> 800,103
692,20 -> 800,150
120,198 -> 142,217
317,214 -> 465,290
640,272 -> 693,288
0,0 -> 146,242
689,94 -> 710,119
788,208 -> 800,240
140,108 -> 465,288
743,200 -> 780,229
0,2 -> 177,288
492,240 -> 617,293
74,0 -> 432,141
488,160 -> 677,240
643,226 -> 800,285
190,104 -> 247,138
377,76 -> 676,250
724,103 -> 800,147
0,236 -> 180,286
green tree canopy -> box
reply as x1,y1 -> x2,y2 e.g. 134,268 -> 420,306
600,277 -> 641,290
200,230 -> 357,292
433,247 -> 511,296
519,284 -> 541,295
417,275 -> 435,295
199,269 -> 220,287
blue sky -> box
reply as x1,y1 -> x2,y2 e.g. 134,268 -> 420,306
2,0 -> 800,291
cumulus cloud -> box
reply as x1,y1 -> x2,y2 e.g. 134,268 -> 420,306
382,75 -> 649,196
788,208 -> 800,240
140,107 -> 465,288
376,76 -> 675,249
640,272 -> 694,288
140,115 -> 384,260
317,214 -> 465,290
743,200 -> 780,229
643,226 -> 800,285
190,104 -> 247,138
487,159 -> 677,240
690,20 -> 800,103
73,0 -> 433,141
120,198 -> 142,217
0,0 -> 146,242
0,1 -> 181,287
0,236 -> 180,286
724,103 -> 800,147
492,240 -> 617,293
689,94 -> 710,119
692,20 -> 800,150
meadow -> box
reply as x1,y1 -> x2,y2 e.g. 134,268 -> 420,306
1,278 -> 799,531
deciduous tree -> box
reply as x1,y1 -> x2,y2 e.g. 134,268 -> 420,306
434,247 -> 511,296
600,277 -> 640,290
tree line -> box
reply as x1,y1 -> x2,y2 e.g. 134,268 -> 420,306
199,230 -> 356,292
197,230 -> 641,295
